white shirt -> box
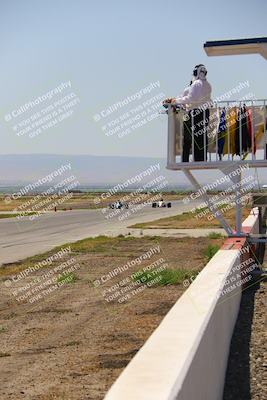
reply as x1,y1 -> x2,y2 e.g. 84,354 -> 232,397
176,78 -> 212,110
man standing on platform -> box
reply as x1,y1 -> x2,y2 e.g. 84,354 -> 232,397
164,64 -> 212,162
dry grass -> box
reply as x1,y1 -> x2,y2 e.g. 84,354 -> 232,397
0,213 -> 19,219
130,205 -> 251,229
0,192 -> 181,211
0,235 -> 225,400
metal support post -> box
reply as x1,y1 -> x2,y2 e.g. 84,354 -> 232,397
182,169 -> 234,236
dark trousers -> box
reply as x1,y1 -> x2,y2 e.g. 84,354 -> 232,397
182,109 -> 210,162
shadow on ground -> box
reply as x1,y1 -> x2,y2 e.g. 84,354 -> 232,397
223,213 -> 266,400
223,279 -> 260,400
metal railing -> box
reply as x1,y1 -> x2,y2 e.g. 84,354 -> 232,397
166,99 -> 267,169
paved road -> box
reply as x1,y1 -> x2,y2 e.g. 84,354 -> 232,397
0,200 -> 201,265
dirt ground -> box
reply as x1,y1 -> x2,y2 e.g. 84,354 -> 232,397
223,280 -> 267,400
131,205 -> 252,229
0,236 -> 221,400
0,192 -> 181,212
223,227 -> 267,400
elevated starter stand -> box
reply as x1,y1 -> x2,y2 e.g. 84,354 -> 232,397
166,37 -> 267,243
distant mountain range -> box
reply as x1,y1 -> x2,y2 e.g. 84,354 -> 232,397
0,154 -> 183,188
0,154 -> 265,191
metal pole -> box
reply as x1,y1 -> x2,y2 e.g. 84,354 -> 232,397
216,107 -> 218,161
204,110 -> 206,161
191,112 -> 194,161
251,101 -> 255,160
227,103 -> 230,160
167,105 -> 176,165
183,169 -> 234,236
239,103 -> 243,160
264,100 -> 266,160
235,169 -> 242,235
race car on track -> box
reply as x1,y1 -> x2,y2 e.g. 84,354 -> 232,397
108,200 -> 129,209
152,199 -> 171,208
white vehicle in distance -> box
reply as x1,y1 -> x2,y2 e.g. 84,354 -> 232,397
152,198 -> 172,208
108,200 -> 129,210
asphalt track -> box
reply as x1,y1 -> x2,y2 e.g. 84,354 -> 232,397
0,200 -> 201,265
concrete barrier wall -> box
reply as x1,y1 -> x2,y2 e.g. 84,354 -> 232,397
104,208 -> 259,400
242,207 -> 259,234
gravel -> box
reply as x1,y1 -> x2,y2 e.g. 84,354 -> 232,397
223,279 -> 267,400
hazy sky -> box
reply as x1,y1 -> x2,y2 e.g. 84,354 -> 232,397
1,0 -> 267,158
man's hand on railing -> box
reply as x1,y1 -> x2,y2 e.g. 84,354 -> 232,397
163,98 -> 176,105
163,98 -> 178,109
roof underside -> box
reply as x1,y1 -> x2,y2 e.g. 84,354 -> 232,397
204,37 -> 267,60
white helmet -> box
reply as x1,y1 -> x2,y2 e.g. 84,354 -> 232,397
192,64 -> 207,80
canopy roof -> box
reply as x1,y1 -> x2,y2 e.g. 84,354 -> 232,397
204,37 -> 267,60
